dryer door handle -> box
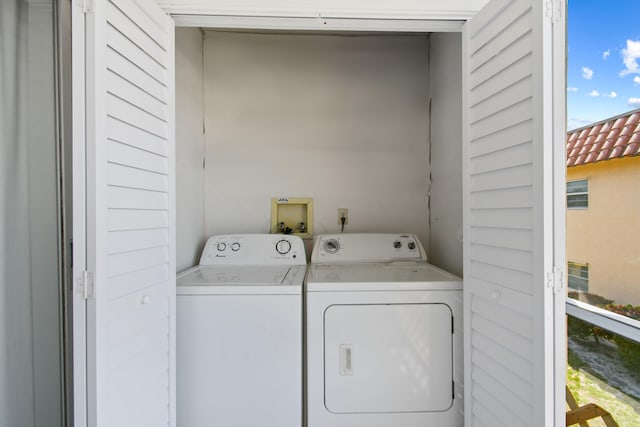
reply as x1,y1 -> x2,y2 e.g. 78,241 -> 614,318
340,344 -> 353,376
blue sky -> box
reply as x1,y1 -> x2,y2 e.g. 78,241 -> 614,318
567,0 -> 640,130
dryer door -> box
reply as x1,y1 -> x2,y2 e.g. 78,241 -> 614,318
324,303 -> 453,413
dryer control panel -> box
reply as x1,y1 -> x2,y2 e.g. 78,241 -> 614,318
200,234 -> 306,266
311,233 -> 426,264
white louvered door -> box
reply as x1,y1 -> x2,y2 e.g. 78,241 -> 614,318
81,0 -> 175,425
463,0 -> 565,426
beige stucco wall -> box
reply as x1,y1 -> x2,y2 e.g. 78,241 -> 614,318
567,155 -> 640,305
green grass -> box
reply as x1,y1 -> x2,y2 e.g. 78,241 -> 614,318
568,349 -> 640,426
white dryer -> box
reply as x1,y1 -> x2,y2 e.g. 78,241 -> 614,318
177,234 -> 306,427
305,233 -> 463,427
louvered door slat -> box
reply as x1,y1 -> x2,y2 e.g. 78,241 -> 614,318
107,117 -> 168,156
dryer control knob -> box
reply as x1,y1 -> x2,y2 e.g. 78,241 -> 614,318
408,242 -> 416,250
275,239 -> 292,255
231,242 -> 240,252
216,242 -> 226,251
324,239 -> 340,253
394,241 -> 402,249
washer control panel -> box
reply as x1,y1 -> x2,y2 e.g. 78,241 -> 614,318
275,239 -> 292,255
311,233 -> 426,264
200,234 -> 306,266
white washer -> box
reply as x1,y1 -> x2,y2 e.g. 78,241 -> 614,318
305,233 -> 463,427
177,234 -> 306,427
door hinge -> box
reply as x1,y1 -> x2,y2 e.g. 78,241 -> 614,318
78,270 -> 95,300
544,0 -> 562,23
546,266 -> 564,294
82,0 -> 93,14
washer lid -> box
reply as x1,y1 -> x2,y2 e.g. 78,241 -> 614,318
177,265 -> 304,295
306,263 -> 461,292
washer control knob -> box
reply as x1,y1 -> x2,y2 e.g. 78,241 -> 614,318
216,242 -> 227,251
393,241 -> 402,249
275,239 -> 292,255
231,242 -> 240,252
324,239 -> 340,253
408,242 -> 416,250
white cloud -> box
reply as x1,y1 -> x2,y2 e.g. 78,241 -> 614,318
634,76 -> 640,85
628,97 -> 640,107
567,87 -> 578,92
603,49 -> 611,60
582,66 -> 594,80
620,40 -> 640,76
604,91 -> 617,98
588,90 -> 600,97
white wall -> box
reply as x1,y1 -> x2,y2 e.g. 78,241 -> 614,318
175,28 -> 206,272
158,0 -> 489,18
195,31 -> 431,248
428,33 -> 463,276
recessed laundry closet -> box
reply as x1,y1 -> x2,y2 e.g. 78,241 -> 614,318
174,28 -> 463,275
172,26 -> 464,427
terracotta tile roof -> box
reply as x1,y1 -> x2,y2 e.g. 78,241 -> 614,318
567,108 -> 640,167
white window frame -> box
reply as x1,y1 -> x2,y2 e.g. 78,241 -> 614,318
567,179 -> 588,209
567,261 -> 588,292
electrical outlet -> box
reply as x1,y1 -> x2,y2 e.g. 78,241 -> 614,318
338,208 -> 349,225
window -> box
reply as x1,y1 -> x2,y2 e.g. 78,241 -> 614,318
567,179 -> 588,209
568,262 -> 589,292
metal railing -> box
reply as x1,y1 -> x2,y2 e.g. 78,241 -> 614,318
566,297 -> 640,343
